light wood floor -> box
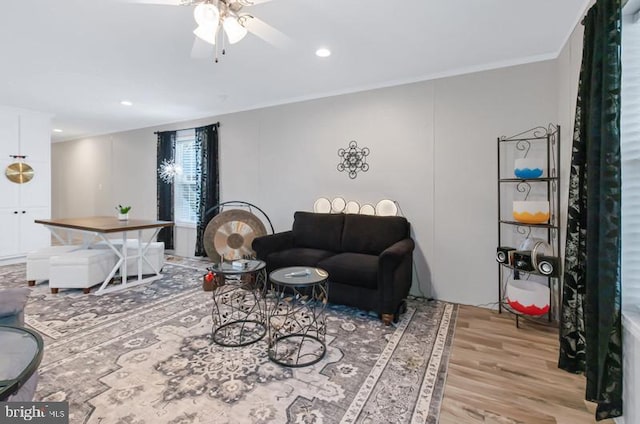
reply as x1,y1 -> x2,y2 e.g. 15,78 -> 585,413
439,305 -> 614,424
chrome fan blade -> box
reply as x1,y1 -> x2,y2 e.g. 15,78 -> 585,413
191,37 -> 215,59
243,17 -> 291,48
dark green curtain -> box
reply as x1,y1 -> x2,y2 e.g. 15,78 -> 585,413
194,123 -> 220,256
157,130 -> 176,250
558,0 -> 622,420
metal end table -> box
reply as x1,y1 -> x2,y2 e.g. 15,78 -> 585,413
0,325 -> 44,401
267,267 -> 329,367
208,259 -> 268,347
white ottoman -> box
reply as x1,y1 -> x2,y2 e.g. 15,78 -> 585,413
49,249 -> 118,294
92,238 -> 139,248
26,245 -> 81,286
92,240 -> 165,276
125,242 -> 165,276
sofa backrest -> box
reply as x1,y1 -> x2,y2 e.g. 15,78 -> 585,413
341,214 -> 410,255
292,211 -> 345,252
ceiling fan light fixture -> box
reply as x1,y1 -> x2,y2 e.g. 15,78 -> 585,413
194,25 -> 217,45
193,2 -> 220,27
223,16 -> 248,44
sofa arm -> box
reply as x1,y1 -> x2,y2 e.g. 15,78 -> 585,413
252,231 -> 294,260
379,238 -> 415,269
0,288 -> 31,327
379,238 -> 415,323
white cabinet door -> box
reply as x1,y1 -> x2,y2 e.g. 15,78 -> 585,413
0,157 -> 20,209
19,208 -> 51,254
19,160 -> 50,209
0,111 -> 19,159
0,108 -> 51,259
0,209 -> 21,258
0,208 -> 51,258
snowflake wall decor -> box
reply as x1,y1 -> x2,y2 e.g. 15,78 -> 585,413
337,140 -> 370,179
158,159 -> 183,184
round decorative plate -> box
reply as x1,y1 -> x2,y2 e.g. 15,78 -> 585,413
313,198 -> 331,213
331,197 -> 346,213
5,162 -> 34,184
375,199 -> 398,216
344,200 -> 360,214
360,204 -> 375,215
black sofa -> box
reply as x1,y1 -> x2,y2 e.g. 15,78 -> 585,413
252,211 -> 415,325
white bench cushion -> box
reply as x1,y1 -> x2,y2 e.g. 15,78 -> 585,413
91,240 -> 164,276
124,242 -> 165,276
26,245 -> 81,282
91,239 -> 139,248
49,249 -> 118,290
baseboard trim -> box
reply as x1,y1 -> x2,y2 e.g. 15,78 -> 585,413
0,256 -> 26,266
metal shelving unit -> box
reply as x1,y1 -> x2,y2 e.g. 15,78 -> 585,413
497,124 -> 561,327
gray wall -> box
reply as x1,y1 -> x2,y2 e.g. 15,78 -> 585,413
52,59 -> 559,306
555,16 -> 584,260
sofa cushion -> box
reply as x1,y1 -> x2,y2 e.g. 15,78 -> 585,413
0,288 -> 30,326
292,211 -> 345,252
318,253 -> 378,290
267,248 -> 335,271
341,215 -> 409,255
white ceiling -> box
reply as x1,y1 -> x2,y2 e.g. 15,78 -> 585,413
0,0 -> 589,142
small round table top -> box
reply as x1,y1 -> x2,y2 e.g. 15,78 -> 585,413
208,259 -> 266,276
0,325 -> 44,401
269,267 -> 329,287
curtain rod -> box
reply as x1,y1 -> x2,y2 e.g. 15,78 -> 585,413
154,121 -> 220,135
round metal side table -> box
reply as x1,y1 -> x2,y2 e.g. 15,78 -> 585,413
208,259 -> 267,347
0,325 -> 44,401
268,266 -> 329,367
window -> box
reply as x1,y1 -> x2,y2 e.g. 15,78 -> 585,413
622,10 -> 640,309
174,129 -> 198,225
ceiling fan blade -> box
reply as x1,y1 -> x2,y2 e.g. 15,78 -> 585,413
191,37 -> 215,59
243,17 -> 291,48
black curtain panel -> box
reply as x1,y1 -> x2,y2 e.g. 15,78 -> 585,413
194,123 -> 220,257
157,130 -> 176,250
558,0 -> 622,420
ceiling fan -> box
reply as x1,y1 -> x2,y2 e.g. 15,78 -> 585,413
130,0 -> 289,62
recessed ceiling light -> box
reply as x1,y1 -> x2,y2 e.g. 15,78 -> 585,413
120,100 -> 133,106
52,128 -> 63,133
315,48 -> 331,58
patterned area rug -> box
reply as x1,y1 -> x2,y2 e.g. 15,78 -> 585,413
0,258 -> 457,424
